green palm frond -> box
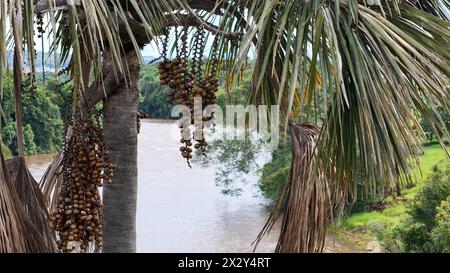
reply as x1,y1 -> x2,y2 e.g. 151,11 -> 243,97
227,0 -> 450,197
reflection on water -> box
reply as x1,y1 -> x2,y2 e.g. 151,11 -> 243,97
26,119 -> 360,253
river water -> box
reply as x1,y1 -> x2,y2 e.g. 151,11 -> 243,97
26,119 -> 360,253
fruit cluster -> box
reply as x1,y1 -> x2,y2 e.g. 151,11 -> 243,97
49,114 -> 115,253
159,57 -> 195,162
158,28 -> 220,163
159,58 -> 193,102
191,76 -> 219,151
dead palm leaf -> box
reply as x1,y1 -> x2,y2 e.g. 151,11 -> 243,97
254,121 -> 342,253
38,127 -> 72,211
1,0 -> 57,252
0,145 -> 52,253
6,157 -> 57,252
38,151 -> 64,211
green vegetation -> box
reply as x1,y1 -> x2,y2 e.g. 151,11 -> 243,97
420,106 -> 450,145
383,162 -> 450,252
330,146 -> 449,252
139,65 -> 175,119
138,62 -> 450,252
1,141 -> 12,158
431,197 -> 450,252
259,144 -> 291,200
1,74 -> 68,156
340,145 -> 449,230
259,143 -> 449,252
193,131 -> 266,196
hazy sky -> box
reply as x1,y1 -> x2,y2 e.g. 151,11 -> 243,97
31,18 -> 253,60
34,33 -> 160,57
34,31 -> 217,59
142,43 -> 159,57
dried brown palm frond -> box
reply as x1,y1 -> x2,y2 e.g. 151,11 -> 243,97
2,0 -> 56,252
38,128 -> 72,211
0,146 -> 51,253
38,151 -> 64,211
254,121 -> 343,253
6,156 -> 57,252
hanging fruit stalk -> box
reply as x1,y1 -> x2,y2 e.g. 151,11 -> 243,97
36,11 -> 46,83
192,35 -> 219,153
159,27 -> 220,163
49,112 -> 115,253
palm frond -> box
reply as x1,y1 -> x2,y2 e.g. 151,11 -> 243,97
0,145 -> 51,253
231,0 -> 450,197
254,122 -> 341,253
39,151 -> 64,212
216,0 -> 450,253
6,156 -> 57,252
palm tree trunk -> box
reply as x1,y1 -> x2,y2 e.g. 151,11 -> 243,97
102,52 -> 140,253
13,49 -> 24,157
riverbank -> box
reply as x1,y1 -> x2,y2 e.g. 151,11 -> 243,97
329,144 -> 449,252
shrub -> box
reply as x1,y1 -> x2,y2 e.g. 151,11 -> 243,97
1,142 -> 12,158
367,220 -> 390,241
259,145 -> 291,201
430,197 -> 450,253
409,161 -> 450,230
384,161 -> 450,253
23,124 -> 37,155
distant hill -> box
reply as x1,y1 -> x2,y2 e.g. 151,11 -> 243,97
6,50 -> 67,72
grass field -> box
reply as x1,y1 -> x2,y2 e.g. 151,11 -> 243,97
331,144 -> 449,248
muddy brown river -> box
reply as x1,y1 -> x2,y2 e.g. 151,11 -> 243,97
26,119 -> 360,253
